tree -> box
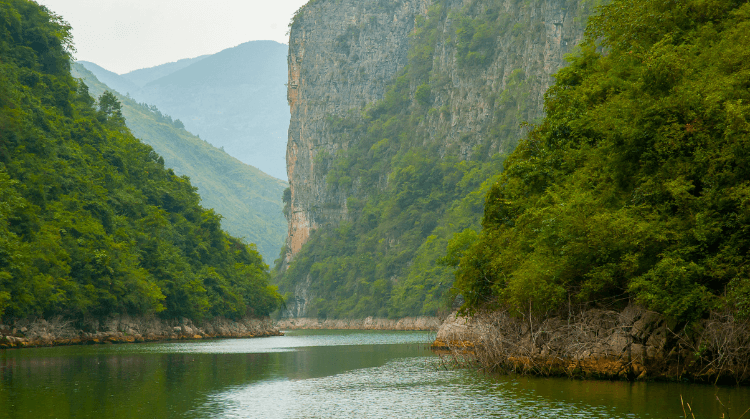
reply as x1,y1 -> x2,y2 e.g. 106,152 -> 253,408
98,90 -> 125,126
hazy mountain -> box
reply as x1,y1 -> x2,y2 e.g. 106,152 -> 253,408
122,55 -> 208,87
78,40 -> 290,180
78,61 -> 140,97
72,62 -> 288,263
137,40 -> 290,180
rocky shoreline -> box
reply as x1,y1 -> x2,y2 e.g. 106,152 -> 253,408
433,306 -> 750,384
275,316 -> 441,331
0,315 -> 440,349
0,316 -> 281,349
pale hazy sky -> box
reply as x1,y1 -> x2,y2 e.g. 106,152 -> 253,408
37,0 -> 309,74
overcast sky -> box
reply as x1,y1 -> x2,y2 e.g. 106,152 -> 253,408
37,0 -> 309,74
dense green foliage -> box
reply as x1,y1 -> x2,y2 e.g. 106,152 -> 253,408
276,0 -> 599,318
71,63 -> 288,263
0,0 -> 282,320
452,0 -> 750,322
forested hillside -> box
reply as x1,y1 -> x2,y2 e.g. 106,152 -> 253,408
0,0 -> 282,320
452,0 -> 750,322
71,63 -> 288,263
278,0 -> 599,319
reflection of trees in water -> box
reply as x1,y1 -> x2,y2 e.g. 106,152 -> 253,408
0,350 -> 281,418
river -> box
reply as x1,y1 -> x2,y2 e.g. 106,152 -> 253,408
0,330 -> 748,418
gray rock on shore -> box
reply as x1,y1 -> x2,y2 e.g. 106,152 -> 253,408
0,316 -> 281,348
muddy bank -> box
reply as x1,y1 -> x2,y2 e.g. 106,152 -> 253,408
0,316 -> 281,349
433,306 -> 750,384
276,316 -> 440,331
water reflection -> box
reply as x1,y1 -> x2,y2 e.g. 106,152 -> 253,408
0,350 -> 284,418
0,330 -> 747,419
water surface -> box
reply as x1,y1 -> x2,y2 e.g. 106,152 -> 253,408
0,330 -> 748,418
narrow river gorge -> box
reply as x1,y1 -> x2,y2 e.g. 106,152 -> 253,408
1,331 -> 748,418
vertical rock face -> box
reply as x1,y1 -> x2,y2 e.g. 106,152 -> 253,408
424,0 -> 589,155
286,0 -> 429,261
286,0 -> 589,258
283,0 -> 594,317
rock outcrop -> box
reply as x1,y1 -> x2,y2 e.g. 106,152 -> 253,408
433,306 -> 750,384
0,316 -> 281,349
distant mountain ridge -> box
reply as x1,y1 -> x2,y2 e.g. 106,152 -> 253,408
71,63 -> 288,263
122,55 -> 208,87
78,40 -> 289,180
78,61 -> 140,98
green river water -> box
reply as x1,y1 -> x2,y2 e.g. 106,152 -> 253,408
0,330 -> 748,418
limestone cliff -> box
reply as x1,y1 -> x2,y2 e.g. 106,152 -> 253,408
286,0 -> 429,260
281,0 -> 598,318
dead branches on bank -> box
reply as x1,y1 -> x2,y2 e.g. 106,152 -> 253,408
436,306 -> 750,384
675,311 -> 750,385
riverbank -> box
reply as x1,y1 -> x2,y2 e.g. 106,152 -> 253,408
433,305 -> 750,385
275,316 -> 441,331
0,316 -> 281,349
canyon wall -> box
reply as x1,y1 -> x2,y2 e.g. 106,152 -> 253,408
281,0 -> 597,318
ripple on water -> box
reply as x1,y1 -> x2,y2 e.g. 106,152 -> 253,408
191,357 -> 641,419
120,330 -> 435,355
